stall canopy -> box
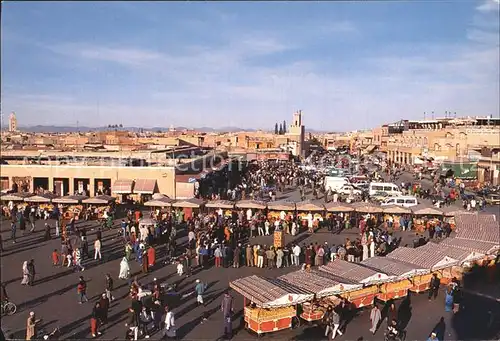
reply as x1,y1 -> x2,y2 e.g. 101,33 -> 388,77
325,202 -> 354,213
112,179 -> 134,194
361,256 -> 428,279
454,213 -> 500,244
229,275 -> 314,308
172,198 -> 206,208
235,200 -> 267,209
1,192 -> 34,201
387,244 -> 459,271
24,193 -> 59,203
295,201 -> 325,212
352,202 -> 384,214
134,179 -> 158,194
411,204 -> 443,216
205,200 -> 235,209
440,237 -> 499,255
144,196 -> 174,207
82,195 -> 116,205
278,270 -> 360,298
319,259 -> 392,285
53,195 -> 88,204
382,205 -> 412,215
267,200 -> 296,211
440,206 -> 468,217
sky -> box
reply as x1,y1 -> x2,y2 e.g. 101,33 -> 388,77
1,1 -> 499,131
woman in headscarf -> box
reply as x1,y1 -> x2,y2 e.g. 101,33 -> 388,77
118,257 -> 130,280
21,261 -> 29,285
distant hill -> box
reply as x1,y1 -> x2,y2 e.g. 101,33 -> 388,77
18,125 -> 328,134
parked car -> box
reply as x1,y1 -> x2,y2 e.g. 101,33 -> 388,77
338,184 -> 363,196
484,194 -> 500,205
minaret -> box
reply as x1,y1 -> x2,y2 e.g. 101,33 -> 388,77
9,112 -> 18,132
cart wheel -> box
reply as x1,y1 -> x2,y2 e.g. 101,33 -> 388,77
257,332 -> 264,338
292,316 -> 301,329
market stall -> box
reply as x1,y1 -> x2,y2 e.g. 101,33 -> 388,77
278,270 -> 360,322
319,260 -> 390,308
411,205 -> 444,233
382,205 -> 412,230
386,245 -> 459,292
171,198 -> 206,221
440,238 -> 499,263
440,206 -> 467,229
53,195 -> 88,219
143,196 -> 174,208
25,193 -> 59,216
295,201 -> 325,229
229,275 -> 314,335
267,200 -> 296,220
205,200 -> 234,217
361,256 -> 426,301
82,195 -> 116,220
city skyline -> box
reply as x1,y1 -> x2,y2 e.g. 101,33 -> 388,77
2,1 -> 499,131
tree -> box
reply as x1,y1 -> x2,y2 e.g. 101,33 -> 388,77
119,124 -> 123,128
274,123 -> 279,134
282,120 -> 287,134
279,123 -> 283,135
107,124 -> 111,128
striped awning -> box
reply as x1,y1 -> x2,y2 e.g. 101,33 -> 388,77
112,179 -> 134,194
229,275 -> 314,308
387,244 -> 461,271
134,179 -> 157,194
440,238 -> 499,255
361,256 -> 427,279
454,214 -> 499,244
319,259 -> 391,284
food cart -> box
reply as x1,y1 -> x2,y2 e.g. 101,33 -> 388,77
295,201 -> 325,228
171,198 -> 206,221
229,275 -> 314,335
278,270 -> 360,322
319,259 -> 390,308
1,193 -> 35,215
235,200 -> 267,211
24,193 -> 59,214
205,200 -> 234,217
440,238 -> 500,267
382,206 -> 412,230
267,200 -> 296,220
411,205 -> 444,233
361,256 -> 426,301
352,202 -> 383,226
53,195 -> 88,220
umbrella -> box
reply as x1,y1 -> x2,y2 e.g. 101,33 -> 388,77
295,201 -> 325,212
1,192 -> 34,202
171,198 -> 206,208
24,193 -> 59,203
82,195 -> 116,205
382,205 -> 412,215
143,197 -> 174,207
52,195 -> 88,204
235,200 -> 267,209
325,202 -> 354,212
352,202 -> 383,214
412,205 -> 443,216
205,200 -> 235,209
267,200 -> 296,211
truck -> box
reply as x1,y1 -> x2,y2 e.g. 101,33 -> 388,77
324,176 -> 350,192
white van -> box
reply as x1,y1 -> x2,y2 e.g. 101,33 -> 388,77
369,182 -> 402,197
381,196 -> 418,208
325,176 -> 350,192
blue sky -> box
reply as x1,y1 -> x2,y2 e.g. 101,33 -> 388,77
2,1 -> 499,131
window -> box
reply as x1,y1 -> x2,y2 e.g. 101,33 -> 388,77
373,185 -> 383,191
383,186 -> 393,191
396,199 -> 405,204
405,199 -> 416,204
386,199 -> 395,204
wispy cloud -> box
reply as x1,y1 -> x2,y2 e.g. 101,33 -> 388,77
476,0 -> 500,12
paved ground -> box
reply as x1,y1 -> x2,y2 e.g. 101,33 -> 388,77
1,180 -> 499,340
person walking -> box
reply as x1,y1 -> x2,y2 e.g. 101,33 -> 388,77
329,309 -> 343,339
195,279 -> 207,306
428,274 -> 440,300
10,221 -> 17,244
26,311 -> 41,340
369,305 -> 381,334
126,307 -> 139,341
105,274 -> 114,301
94,238 -> 102,260
90,302 -> 102,338
163,306 -> 176,339
27,259 -> 36,286
77,276 -> 89,304
221,292 -> 234,339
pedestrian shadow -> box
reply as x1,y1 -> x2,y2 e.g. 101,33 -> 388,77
432,316 -> 446,341
33,268 -> 77,285
397,294 -> 412,330
175,306 -> 220,339
17,281 -> 90,312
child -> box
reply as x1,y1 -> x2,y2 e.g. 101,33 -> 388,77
176,260 -> 184,276
52,249 -> 60,266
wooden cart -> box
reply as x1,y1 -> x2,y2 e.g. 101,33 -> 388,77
244,306 -> 296,335
409,273 -> 433,293
299,302 -> 325,322
377,279 -> 412,302
340,285 -> 378,308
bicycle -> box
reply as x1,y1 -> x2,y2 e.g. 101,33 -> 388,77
1,300 -> 17,316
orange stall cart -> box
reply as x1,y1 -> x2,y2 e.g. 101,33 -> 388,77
230,275 -> 313,336
318,259 -> 391,308
361,256 -> 426,302
267,200 -> 296,221
205,200 -> 235,216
